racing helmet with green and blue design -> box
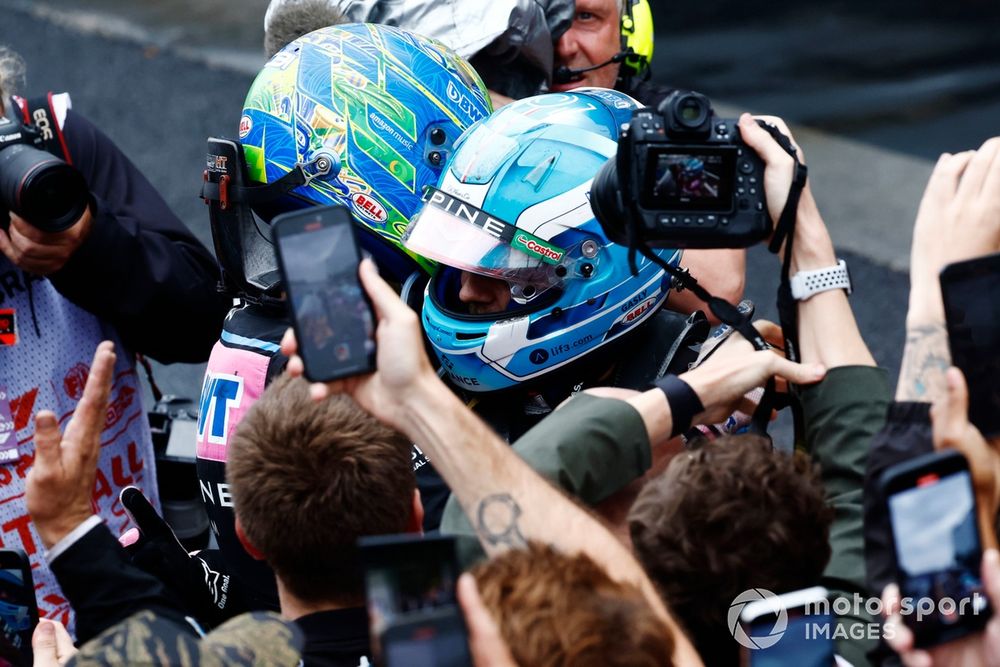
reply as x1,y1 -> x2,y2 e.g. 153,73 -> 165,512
232,23 -> 492,289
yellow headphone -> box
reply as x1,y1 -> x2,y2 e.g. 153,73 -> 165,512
620,0 -> 654,78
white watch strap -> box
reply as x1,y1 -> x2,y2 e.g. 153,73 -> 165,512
790,259 -> 852,300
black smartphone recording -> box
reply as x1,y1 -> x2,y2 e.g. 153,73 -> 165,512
941,251 -> 1000,438
359,534 -> 471,667
0,549 -> 38,667
880,450 -> 992,648
272,205 -> 376,383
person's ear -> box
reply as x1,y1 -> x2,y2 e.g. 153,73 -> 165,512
234,515 -> 266,561
407,488 -> 425,536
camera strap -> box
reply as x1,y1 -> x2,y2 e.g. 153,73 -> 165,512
626,121 -> 808,441
12,94 -> 73,164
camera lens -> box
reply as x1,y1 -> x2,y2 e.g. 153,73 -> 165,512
0,144 -> 89,233
673,94 -> 709,130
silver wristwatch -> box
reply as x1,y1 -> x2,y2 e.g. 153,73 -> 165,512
790,259 -> 852,300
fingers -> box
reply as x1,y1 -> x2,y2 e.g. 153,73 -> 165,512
33,410 -> 62,469
739,114 -> 796,169
50,618 -> 76,664
32,620 -> 60,667
957,137 -> 1000,200
64,341 -> 116,448
984,549 -> 1000,606
932,367 -> 971,448
922,151 -> 974,204
983,137 -> 1000,197
0,227 -> 15,264
32,619 -> 77,666
766,354 -> 826,386
751,114 -> 803,162
279,327 -> 298,358
358,258 -> 402,322
458,573 -> 516,667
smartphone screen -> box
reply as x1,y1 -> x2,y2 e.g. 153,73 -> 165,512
273,205 -> 376,382
747,610 -> 835,667
0,553 -> 37,667
740,587 -> 834,667
888,466 -> 990,645
360,535 -> 471,667
941,252 -> 1000,437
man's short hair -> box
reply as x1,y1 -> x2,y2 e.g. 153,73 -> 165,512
264,0 -> 346,58
629,435 -> 834,665
473,542 -> 674,666
228,373 -> 415,603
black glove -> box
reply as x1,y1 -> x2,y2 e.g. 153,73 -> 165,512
120,486 -> 250,628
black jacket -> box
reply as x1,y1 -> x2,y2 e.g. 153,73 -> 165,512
44,108 -> 230,363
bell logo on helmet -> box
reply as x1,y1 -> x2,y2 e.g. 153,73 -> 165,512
529,349 -> 550,365
622,297 -> 657,325
352,193 -> 388,224
238,115 -> 253,138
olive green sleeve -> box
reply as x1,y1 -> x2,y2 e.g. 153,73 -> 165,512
440,392 -> 653,566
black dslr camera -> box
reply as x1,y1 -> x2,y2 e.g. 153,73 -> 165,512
592,90 -> 770,249
0,110 -> 89,232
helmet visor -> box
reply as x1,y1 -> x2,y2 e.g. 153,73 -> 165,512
402,187 -> 568,295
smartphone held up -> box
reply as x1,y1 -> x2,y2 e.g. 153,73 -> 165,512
880,450 -> 992,648
273,205 -> 377,382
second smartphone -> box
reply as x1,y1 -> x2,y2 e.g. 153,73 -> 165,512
272,205 -> 376,382
880,449 -> 991,648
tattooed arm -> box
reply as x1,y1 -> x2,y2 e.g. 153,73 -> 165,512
897,142 -> 1000,400
895,323 -> 951,402
282,260 -> 705,666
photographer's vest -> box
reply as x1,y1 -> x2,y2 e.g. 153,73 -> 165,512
0,94 -> 159,634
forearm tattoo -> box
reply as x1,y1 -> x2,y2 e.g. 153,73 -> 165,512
896,323 -> 951,402
475,493 -> 527,549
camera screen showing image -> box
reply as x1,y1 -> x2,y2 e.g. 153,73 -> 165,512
362,535 -> 471,667
888,470 -> 990,638
641,147 -> 736,212
282,221 -> 375,380
0,568 -> 34,666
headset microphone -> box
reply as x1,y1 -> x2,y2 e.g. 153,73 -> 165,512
552,51 -> 629,85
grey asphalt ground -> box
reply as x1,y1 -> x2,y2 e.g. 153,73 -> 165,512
7,1 -> 989,443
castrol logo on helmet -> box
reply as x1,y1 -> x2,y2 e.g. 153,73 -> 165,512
238,115 -> 253,138
352,192 -> 388,224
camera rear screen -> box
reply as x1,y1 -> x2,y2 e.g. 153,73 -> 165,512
0,568 -> 34,666
888,470 -> 989,637
641,146 -> 736,212
942,265 -> 1000,437
282,222 -> 374,380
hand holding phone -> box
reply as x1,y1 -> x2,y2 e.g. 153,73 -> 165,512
880,450 -> 993,648
0,550 -> 38,667
360,534 -> 472,667
940,251 -> 1000,438
273,205 -> 376,382
738,586 -> 835,667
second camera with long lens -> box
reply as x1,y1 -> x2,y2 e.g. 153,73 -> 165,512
0,112 -> 89,233
591,90 -> 771,249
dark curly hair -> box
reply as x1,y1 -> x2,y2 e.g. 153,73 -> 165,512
628,435 -> 834,666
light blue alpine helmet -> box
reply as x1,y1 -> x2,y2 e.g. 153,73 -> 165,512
402,88 -> 683,393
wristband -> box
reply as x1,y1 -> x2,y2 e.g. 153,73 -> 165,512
654,374 -> 705,438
